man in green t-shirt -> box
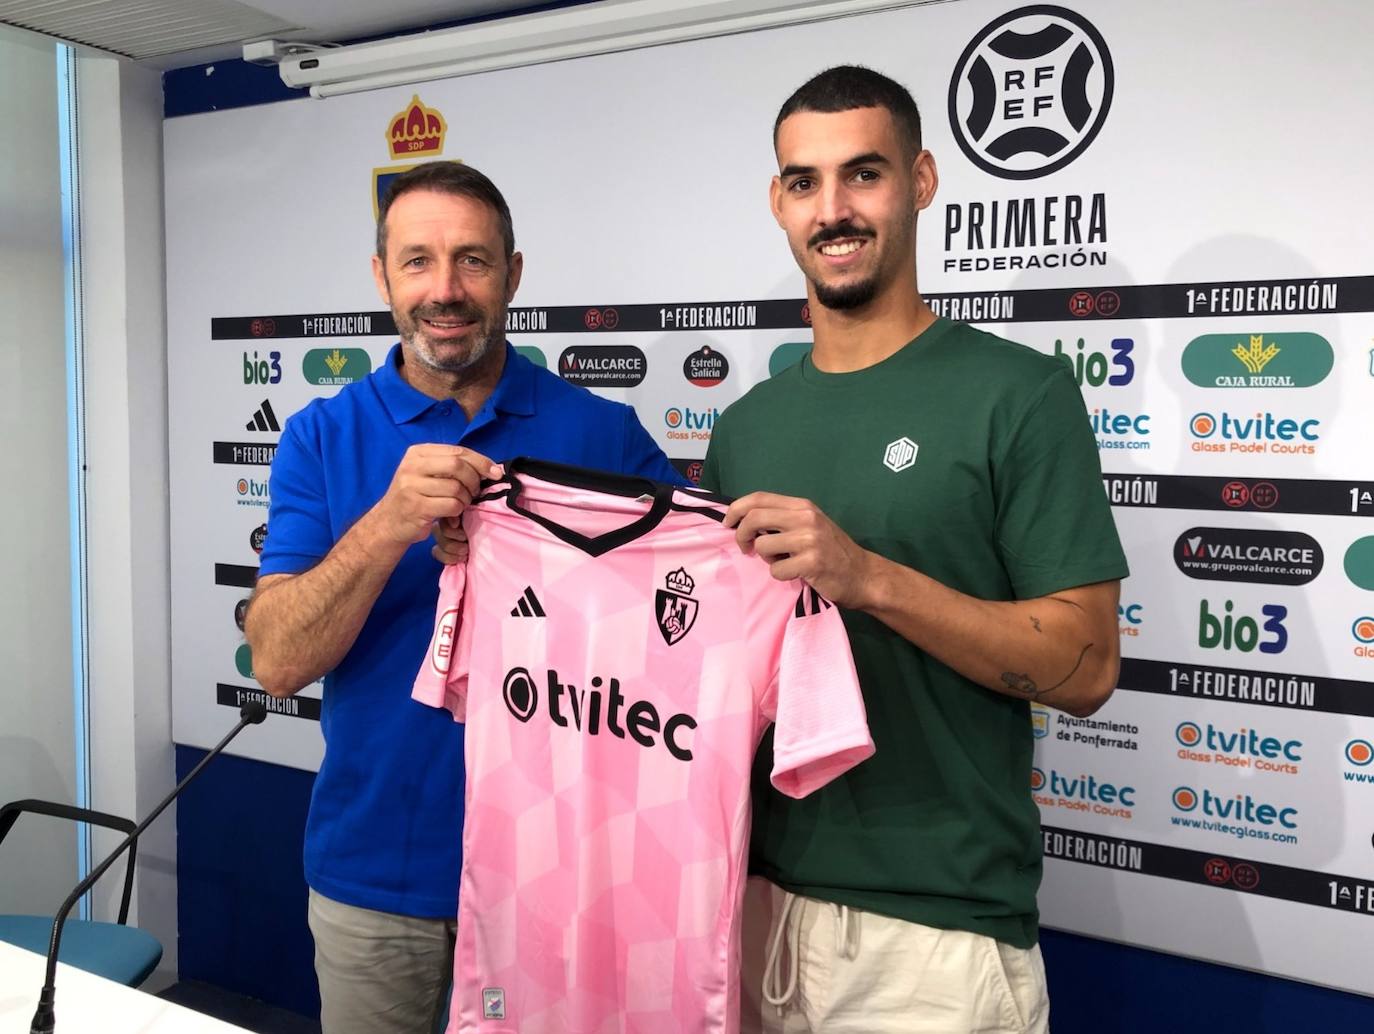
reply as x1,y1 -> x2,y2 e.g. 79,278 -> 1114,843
702,66 -> 1129,1034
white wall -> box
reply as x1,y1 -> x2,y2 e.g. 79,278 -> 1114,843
0,25 -> 78,915
77,52 -> 178,983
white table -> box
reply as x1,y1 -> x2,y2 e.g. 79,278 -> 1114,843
0,941 -> 253,1033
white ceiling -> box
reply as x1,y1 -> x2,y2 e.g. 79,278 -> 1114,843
0,0 -> 559,68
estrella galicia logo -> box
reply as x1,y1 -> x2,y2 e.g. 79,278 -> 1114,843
503,667 -> 538,723
655,567 -> 699,645
683,345 -> 729,387
249,523 -> 267,555
558,345 -> 646,387
1174,527 -> 1323,586
234,598 -> 249,632
948,5 -> 1114,180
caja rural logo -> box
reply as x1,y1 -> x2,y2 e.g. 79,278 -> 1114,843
948,5 -> 1114,180
1181,333 -> 1333,388
373,95 -> 450,218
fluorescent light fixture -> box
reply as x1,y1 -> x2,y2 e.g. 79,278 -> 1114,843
276,0 -> 937,99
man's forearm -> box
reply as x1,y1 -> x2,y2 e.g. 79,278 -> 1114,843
857,553 -> 1119,716
245,509 -> 410,697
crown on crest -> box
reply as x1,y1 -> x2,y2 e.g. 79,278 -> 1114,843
388,94 -> 447,159
665,567 -> 695,596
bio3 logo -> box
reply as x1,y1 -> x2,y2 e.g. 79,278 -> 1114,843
1055,337 -> 1134,387
1197,599 -> 1287,654
501,666 -> 697,762
243,350 -> 282,385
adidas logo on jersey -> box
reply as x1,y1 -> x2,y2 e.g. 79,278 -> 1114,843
510,586 -> 545,618
794,586 -> 834,618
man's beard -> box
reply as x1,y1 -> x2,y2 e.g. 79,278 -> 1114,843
396,301 -> 502,374
804,220 -> 881,311
811,273 -> 879,311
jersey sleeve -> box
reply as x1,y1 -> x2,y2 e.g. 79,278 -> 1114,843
992,366 -> 1130,597
759,585 -> 874,799
411,560 -> 473,721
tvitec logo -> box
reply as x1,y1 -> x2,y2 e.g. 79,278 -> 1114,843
243,350 -> 281,385
1174,721 -> 1302,775
1030,766 -> 1135,819
1117,602 -> 1142,637
235,477 -> 269,510
1170,785 -> 1298,844
1197,598 -> 1288,655
1090,406 -> 1150,450
1188,411 -> 1320,455
1055,336 -> 1134,387
664,406 -> 719,442
1343,739 -> 1374,785
1353,616 -> 1374,660
500,666 -> 697,762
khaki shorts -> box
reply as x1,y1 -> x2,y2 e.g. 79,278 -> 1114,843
740,877 -> 1049,1034
307,888 -> 456,1034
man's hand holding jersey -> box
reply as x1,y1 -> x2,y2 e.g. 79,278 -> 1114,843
724,491 -> 1120,717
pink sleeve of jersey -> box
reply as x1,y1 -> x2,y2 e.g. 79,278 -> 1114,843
764,587 -> 875,799
411,560 -> 472,722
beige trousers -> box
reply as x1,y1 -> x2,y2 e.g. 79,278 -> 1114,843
307,888 -> 457,1034
740,877 -> 1049,1034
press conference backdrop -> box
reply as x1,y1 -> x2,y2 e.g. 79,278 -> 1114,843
165,0 -> 1374,998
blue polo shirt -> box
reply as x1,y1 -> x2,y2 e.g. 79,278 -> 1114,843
260,342 -> 682,917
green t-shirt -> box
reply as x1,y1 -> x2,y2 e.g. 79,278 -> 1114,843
700,317 -> 1128,948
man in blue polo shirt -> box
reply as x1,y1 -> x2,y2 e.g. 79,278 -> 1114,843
246,161 -> 679,1034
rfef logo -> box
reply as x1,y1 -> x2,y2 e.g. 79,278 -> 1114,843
1054,337 -> 1134,386
1188,411 -> 1320,455
1197,599 -> 1287,654
683,345 -> 729,387
303,347 -> 372,386
1181,332 -> 1333,388
501,666 -> 697,761
559,345 -> 646,387
243,350 -> 281,385
1174,720 -> 1301,775
948,5 -> 1114,180
1032,766 -> 1135,818
1174,527 -> 1323,586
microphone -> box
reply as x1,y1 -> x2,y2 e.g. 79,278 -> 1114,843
29,700 -> 268,1033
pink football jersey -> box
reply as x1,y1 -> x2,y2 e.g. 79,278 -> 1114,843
413,459 -> 873,1034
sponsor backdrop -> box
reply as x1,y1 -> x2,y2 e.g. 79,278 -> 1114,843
166,0 -> 1374,998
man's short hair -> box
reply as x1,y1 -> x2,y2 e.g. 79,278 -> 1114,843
375,161 -> 515,261
774,65 -> 923,159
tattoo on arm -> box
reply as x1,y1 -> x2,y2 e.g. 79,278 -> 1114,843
1000,642 -> 1094,701
1029,615 -> 1042,633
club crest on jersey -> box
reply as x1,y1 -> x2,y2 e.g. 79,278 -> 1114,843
655,567 -> 699,645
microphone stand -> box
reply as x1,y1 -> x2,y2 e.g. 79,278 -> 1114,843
30,700 -> 268,1033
